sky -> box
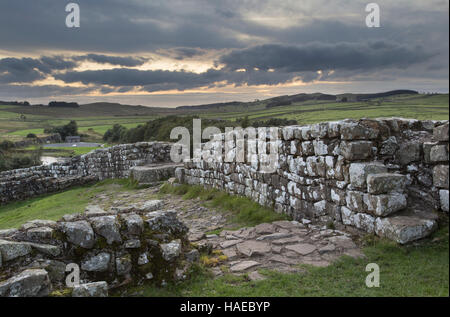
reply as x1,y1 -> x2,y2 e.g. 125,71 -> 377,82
0,0 -> 448,108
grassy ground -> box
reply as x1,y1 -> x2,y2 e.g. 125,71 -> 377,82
122,226 -> 449,297
159,183 -> 288,229
0,179 -> 141,229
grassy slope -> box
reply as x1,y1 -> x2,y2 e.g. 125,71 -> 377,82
0,179 -> 138,229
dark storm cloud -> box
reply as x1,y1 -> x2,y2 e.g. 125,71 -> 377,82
74,54 -> 148,67
0,56 -> 76,84
53,66 -> 306,92
0,0 -> 447,100
219,42 -> 434,72
0,84 -> 97,98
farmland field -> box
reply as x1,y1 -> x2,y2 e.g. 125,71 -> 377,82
0,94 -> 448,144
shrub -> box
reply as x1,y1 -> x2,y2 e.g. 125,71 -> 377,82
44,120 -> 78,140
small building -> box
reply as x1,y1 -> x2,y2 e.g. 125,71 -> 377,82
65,136 -> 80,143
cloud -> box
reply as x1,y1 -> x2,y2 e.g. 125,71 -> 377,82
0,56 -> 76,84
219,42 -> 434,73
74,54 -> 148,67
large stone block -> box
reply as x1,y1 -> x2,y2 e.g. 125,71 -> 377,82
365,193 -> 407,217
340,141 -> 373,161
349,162 -> 387,189
396,142 -> 422,165
72,281 -> 108,297
341,207 -> 375,233
340,121 -> 379,140
58,221 -> 95,249
0,269 -> 51,297
375,216 -> 437,244
433,165 -> 449,189
423,142 -> 439,163
434,122 -> 449,141
430,145 -> 449,163
90,216 -> 122,245
346,191 -> 367,212
367,173 -> 407,194
0,239 -> 32,262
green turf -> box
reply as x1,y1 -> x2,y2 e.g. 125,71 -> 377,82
0,179 -> 140,229
159,183 -> 288,228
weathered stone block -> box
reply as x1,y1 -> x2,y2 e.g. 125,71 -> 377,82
160,239 -> 181,261
349,162 -> 387,189
0,239 -> 32,262
375,216 -> 437,244
341,207 -> 375,233
346,191 -> 367,212
120,213 -> 144,236
340,141 -> 373,161
90,216 -> 122,245
81,252 -> 111,272
423,142 -> 439,163
58,221 -> 95,249
396,142 -> 422,165
433,165 -> 449,189
365,193 -> 407,217
430,145 -> 448,163
340,121 -> 379,140
367,173 -> 407,194
434,122 -> 449,141
72,281 -> 108,297
0,269 -> 51,297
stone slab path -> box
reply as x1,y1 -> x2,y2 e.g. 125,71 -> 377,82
92,186 -> 364,279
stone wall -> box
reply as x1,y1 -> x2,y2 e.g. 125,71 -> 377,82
0,142 -> 172,204
0,201 -> 194,297
178,118 -> 449,244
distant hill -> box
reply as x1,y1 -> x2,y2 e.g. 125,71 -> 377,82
176,90 -> 419,111
3,89 -> 422,118
336,90 -> 418,102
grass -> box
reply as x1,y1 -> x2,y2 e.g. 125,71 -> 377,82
0,178 -> 143,229
159,183 -> 288,228
121,225 -> 449,297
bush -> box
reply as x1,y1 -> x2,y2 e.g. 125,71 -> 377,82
0,150 -> 42,172
0,140 -> 14,151
103,116 -> 237,144
44,120 -> 78,140
26,133 -> 37,138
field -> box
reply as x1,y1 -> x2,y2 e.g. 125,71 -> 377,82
1,94 -> 448,145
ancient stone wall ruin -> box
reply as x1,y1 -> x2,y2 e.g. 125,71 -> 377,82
0,142 -> 172,204
177,118 -> 449,244
0,201 -> 195,297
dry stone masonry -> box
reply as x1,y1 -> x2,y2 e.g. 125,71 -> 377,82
0,142 -> 172,204
178,118 -> 449,244
0,200 -> 194,297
